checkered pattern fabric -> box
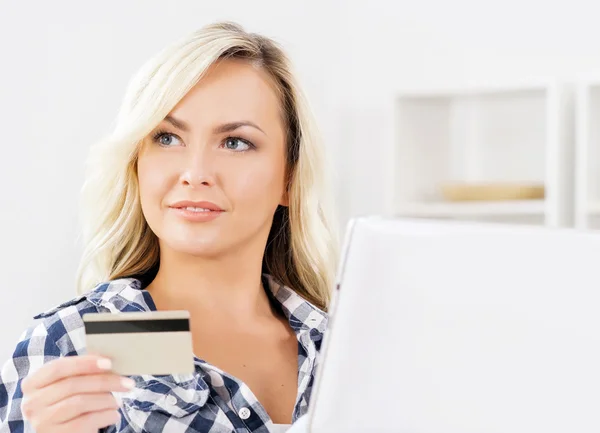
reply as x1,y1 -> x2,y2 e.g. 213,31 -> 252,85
0,275 -> 327,433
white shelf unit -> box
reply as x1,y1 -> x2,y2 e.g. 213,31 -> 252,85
575,81 -> 600,230
388,82 -> 574,227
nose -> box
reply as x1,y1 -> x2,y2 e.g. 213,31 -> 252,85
180,146 -> 216,188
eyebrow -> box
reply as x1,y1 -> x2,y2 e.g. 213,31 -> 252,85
164,115 -> 267,136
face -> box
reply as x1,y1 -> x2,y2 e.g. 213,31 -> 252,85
137,59 -> 288,258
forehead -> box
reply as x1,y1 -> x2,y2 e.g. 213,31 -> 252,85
169,58 -> 284,130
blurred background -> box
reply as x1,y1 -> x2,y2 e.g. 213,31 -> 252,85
2,0 -> 600,360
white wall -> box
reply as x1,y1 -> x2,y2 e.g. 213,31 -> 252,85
2,0 -> 600,361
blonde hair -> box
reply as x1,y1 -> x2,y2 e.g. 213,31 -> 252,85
76,22 -> 338,311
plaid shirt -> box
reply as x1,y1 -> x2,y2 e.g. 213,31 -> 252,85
0,274 -> 328,433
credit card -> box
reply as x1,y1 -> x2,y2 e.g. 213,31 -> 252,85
83,310 -> 194,376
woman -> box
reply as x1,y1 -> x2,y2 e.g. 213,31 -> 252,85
0,21 -> 338,433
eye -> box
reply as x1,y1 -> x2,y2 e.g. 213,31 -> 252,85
153,131 -> 182,147
222,137 -> 254,152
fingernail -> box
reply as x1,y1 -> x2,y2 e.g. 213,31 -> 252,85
97,358 -> 112,370
121,377 -> 135,389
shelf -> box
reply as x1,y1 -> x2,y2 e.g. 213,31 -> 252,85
389,81 -> 572,228
576,81 -> 600,229
396,200 -> 546,218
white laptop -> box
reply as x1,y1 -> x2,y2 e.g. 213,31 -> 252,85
307,216 -> 600,433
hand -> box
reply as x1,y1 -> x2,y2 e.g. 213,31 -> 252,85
20,355 -> 135,433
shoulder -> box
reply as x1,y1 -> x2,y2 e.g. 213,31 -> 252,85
0,289 -> 99,406
24,293 -> 97,359
0,279 -> 136,423
24,277 -> 147,357
1,278 -> 147,387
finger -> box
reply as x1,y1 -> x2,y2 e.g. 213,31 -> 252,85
39,392 -> 119,425
22,355 -> 113,393
24,373 -> 134,413
57,408 -> 121,433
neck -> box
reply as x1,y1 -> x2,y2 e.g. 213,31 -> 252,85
147,242 -> 272,320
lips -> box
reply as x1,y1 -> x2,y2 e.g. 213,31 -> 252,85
178,207 -> 214,212
168,201 -> 225,223
169,201 -> 224,212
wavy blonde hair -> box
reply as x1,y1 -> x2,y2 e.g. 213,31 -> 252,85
76,22 -> 338,310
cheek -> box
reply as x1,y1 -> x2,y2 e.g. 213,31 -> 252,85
229,159 -> 286,208
137,155 -> 172,212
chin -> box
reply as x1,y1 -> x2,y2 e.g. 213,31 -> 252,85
170,240 -> 225,258
163,234 -> 231,258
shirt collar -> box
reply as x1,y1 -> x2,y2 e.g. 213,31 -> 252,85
85,277 -> 155,313
263,274 -> 328,339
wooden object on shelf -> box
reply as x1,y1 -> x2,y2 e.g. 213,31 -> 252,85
441,182 -> 545,202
